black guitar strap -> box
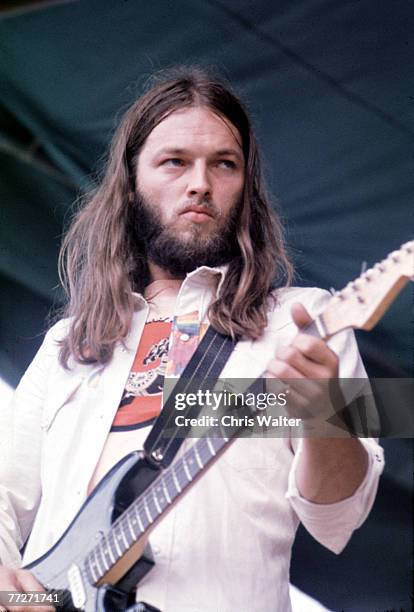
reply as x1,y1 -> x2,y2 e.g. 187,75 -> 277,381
144,326 -> 237,469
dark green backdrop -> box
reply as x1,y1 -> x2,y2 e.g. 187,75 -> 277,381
0,2 -> 412,610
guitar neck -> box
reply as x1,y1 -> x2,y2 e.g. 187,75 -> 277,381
84,433 -> 232,584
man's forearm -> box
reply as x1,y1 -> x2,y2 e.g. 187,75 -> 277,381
295,438 -> 369,504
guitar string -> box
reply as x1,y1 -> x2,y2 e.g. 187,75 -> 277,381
96,439 -> 211,551
40,431 -> 228,591
85,332 -> 232,573
40,419 -> 252,591
89,388 -> 251,580
40,430 -> 231,601
83,435 -> 225,584
101,435 -> 228,562
107,331 -> 233,537
39,437 -> 224,597
81,331 -> 233,582
41,333 -> 233,593
39,405 -> 249,591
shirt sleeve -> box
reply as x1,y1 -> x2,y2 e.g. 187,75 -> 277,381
285,288 -> 384,553
286,437 -> 384,553
0,323 -> 63,567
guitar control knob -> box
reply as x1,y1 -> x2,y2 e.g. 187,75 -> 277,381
152,448 -> 164,462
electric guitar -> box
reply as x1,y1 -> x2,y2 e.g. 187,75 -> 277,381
23,240 -> 413,611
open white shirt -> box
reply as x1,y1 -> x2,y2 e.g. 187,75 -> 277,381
0,266 -> 384,611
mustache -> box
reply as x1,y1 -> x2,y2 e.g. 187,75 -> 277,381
178,199 -> 220,218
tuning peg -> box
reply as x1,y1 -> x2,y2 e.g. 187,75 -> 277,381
330,287 -> 345,300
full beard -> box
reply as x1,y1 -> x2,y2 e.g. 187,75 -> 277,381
131,191 -> 241,277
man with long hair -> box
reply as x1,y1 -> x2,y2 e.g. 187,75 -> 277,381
0,68 -> 383,611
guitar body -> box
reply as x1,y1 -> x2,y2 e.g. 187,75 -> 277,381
24,452 -> 160,611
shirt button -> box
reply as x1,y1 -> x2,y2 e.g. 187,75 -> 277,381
153,546 -> 160,555
180,333 -> 190,342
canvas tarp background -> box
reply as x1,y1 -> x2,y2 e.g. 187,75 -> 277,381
0,1 -> 412,610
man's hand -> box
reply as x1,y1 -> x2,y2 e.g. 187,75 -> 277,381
0,566 -> 54,612
265,303 -> 341,426
267,302 -> 339,380
265,302 -> 368,504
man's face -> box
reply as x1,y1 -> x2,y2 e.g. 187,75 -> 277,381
134,106 -> 245,277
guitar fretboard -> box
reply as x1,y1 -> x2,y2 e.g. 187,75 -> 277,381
84,433 -> 230,583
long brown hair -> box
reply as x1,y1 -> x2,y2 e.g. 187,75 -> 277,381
58,67 -> 293,367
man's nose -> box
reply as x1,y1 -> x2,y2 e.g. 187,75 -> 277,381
186,162 -> 211,199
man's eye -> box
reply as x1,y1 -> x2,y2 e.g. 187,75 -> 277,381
162,158 -> 184,167
218,160 -> 236,169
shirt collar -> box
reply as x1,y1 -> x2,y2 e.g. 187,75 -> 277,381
132,264 -> 228,309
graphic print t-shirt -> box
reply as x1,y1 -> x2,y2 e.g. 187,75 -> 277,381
87,286 -> 208,495
111,318 -> 172,432
111,310 -> 208,432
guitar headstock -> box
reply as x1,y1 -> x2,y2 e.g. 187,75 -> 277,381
319,240 -> 414,337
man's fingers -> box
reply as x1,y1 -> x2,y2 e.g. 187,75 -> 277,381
16,570 -> 55,612
264,358 -> 304,379
290,302 -> 313,330
288,302 -> 339,372
16,568 -> 47,592
275,345 -> 330,377
292,333 -> 339,371
0,568 -> 54,612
